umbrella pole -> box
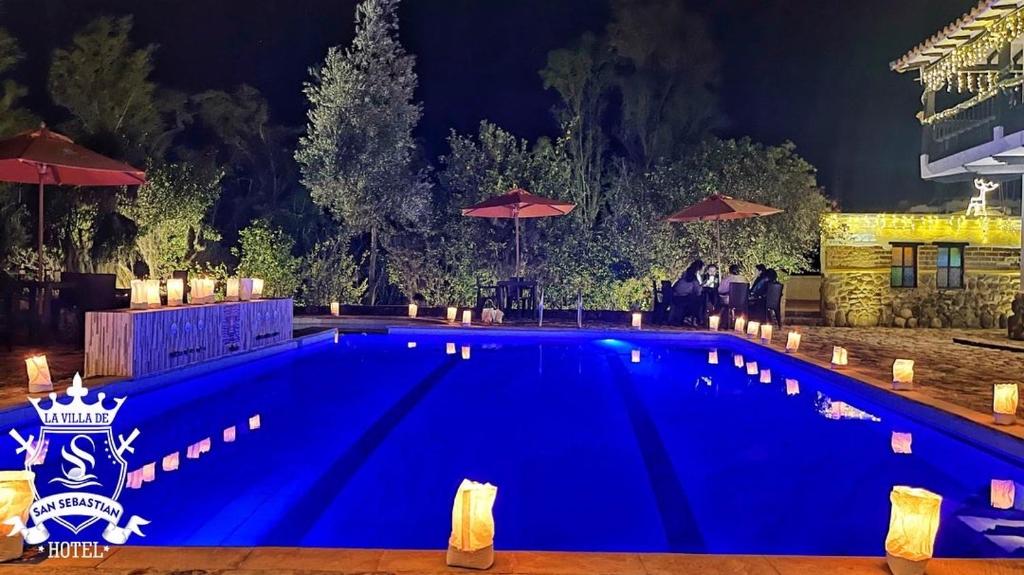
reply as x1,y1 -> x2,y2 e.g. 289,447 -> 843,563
37,179 -> 44,281
514,210 -> 521,278
716,219 -> 722,282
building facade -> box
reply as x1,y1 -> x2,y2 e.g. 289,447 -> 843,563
821,212 -> 1020,328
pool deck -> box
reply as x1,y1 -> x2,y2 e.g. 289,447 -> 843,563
3,547 -> 1022,574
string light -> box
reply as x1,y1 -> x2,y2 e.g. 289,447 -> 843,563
920,8 -> 1024,93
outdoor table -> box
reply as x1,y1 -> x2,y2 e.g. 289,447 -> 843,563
497,278 -> 537,318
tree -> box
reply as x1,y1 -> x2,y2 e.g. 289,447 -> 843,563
296,0 -> 430,304
234,219 -> 302,299
301,235 -> 366,306
122,163 -> 221,278
0,28 -> 33,135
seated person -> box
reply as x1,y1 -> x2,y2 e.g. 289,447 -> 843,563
749,264 -> 769,296
669,268 -> 704,326
749,269 -> 778,320
718,264 -> 745,305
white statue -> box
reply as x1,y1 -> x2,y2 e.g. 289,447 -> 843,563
967,178 -> 997,217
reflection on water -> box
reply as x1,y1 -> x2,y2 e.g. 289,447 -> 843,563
891,431 -> 912,454
814,392 -> 881,422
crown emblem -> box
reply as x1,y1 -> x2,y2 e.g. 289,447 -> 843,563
30,373 -> 125,427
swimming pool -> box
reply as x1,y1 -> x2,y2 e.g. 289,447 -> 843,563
4,329 -> 1022,556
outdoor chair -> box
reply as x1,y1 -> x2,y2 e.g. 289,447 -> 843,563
726,281 -> 749,324
651,280 -> 672,324
765,283 -> 784,326
669,294 -> 704,327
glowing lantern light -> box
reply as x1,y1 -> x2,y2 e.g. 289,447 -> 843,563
708,349 -> 718,365
130,279 -> 147,309
166,278 -> 184,307
186,443 -> 200,460
892,359 -> 915,391
223,426 -> 236,443
885,486 -> 941,575
461,346 -> 471,360
126,469 -> 143,489
0,471 -> 35,561
144,279 -> 161,308
407,341 -> 417,349
746,321 -> 760,339
891,432 -> 913,455
334,330 -> 340,344
446,479 -> 497,569
733,354 -> 744,368
330,301 -> 340,316
734,316 -> 746,333
991,480 -> 1015,510
162,452 -> 179,472
631,349 -> 641,363
408,303 -> 418,318
993,383 -> 1019,425
462,310 -> 472,327
831,346 -> 848,368
447,306 -> 458,322
239,278 -> 255,301
760,324 -> 773,344
226,278 -> 240,302
785,331 -> 801,353
251,278 -> 264,299
708,315 -> 720,331
24,438 -> 47,466
785,379 -> 800,396
446,342 -> 456,355
25,355 -> 53,393
631,312 -> 642,330
249,414 -> 261,430
142,462 -> 156,483
190,278 -> 215,304
759,369 -> 771,384
745,361 -> 758,376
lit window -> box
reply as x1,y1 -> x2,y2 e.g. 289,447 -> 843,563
890,244 -> 917,288
936,243 -> 965,289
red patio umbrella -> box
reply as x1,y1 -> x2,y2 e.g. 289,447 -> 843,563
462,188 -> 575,276
665,194 -> 782,276
0,125 -> 146,279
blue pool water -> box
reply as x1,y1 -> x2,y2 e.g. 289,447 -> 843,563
3,329 -> 1023,556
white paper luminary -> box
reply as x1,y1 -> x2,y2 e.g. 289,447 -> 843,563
239,278 -> 255,301
785,331 -> 801,353
733,354 -> 744,368
892,359 -> 914,391
407,341 -> 417,349
734,316 -> 746,333
462,310 -> 472,326
25,355 -> 53,393
250,278 -> 264,299
447,306 -> 458,322
745,361 -> 758,376
223,426 -> 236,442
993,383 -> 1019,425
885,486 -> 941,575
708,349 -> 718,365
166,278 -> 184,307
785,379 -> 800,396
831,346 -> 848,368
708,315 -> 720,331
330,301 -> 340,316
631,349 -> 641,363
226,278 -> 240,302
991,479 -> 1015,510
0,471 -> 35,561
631,312 -> 642,330
759,369 -> 771,384
144,279 -> 161,308
190,278 -> 215,304
746,321 -> 760,339
461,346 -> 471,360
446,342 -> 456,355
446,479 -> 498,569
162,452 -> 179,472
249,414 -> 261,430
408,303 -> 418,318
130,279 -> 147,309
891,432 -> 912,455
760,323 -> 773,344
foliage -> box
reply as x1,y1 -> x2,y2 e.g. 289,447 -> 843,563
296,0 -> 430,303
300,235 -> 366,306
0,28 -> 34,135
0,190 -> 27,271
233,219 -> 302,298
122,163 -> 221,278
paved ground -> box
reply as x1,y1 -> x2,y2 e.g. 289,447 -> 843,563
2,547 -> 1021,574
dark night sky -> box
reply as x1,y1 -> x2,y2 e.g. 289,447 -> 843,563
1,0 -> 978,210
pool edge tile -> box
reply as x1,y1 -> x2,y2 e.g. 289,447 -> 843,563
241,547 -> 383,571
93,545 -> 252,570
641,553 -> 778,575
510,551 -> 645,575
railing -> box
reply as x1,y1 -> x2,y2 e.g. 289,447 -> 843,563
923,87 -> 1024,161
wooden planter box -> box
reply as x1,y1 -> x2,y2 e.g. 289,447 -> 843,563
85,299 -> 292,378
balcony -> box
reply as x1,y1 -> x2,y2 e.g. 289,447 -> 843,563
923,87 -> 1024,163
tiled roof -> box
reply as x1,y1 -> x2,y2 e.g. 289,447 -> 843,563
890,0 -> 1020,72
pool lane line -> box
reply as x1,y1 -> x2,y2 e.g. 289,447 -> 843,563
605,352 -> 707,553
259,356 -> 460,545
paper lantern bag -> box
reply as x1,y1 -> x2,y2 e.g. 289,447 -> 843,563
447,479 -> 497,569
